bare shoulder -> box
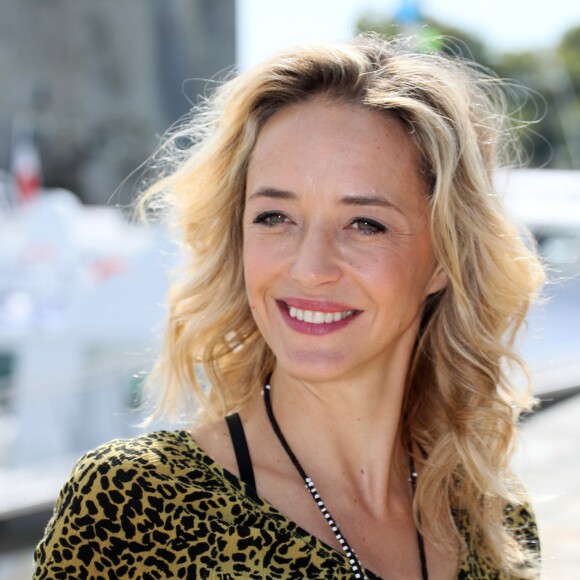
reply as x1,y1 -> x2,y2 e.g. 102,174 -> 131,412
189,418 -> 239,476
191,392 -> 270,477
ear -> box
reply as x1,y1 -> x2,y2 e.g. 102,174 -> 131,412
426,263 -> 448,296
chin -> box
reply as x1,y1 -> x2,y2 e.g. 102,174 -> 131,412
273,348 -> 355,383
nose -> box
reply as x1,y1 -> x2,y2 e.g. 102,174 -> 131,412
288,224 -> 342,287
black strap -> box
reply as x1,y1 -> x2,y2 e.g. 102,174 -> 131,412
225,413 -> 256,490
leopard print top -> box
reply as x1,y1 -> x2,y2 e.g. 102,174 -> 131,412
33,430 -> 539,579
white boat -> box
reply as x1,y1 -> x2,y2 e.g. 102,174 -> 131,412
0,187 -> 177,519
498,169 -> 580,397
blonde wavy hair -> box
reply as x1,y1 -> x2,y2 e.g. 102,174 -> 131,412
140,35 -> 544,576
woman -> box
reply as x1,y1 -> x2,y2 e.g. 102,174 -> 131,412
34,36 -> 543,579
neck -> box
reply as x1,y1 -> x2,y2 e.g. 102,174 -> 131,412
263,364 -> 410,511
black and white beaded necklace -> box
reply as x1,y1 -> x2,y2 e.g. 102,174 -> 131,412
263,382 -> 429,580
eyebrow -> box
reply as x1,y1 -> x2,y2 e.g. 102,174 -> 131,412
340,194 -> 402,214
248,187 -> 296,201
248,187 -> 403,214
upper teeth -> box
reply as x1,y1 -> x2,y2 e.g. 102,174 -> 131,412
288,306 -> 354,324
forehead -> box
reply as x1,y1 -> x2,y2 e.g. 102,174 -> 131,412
246,98 -> 426,208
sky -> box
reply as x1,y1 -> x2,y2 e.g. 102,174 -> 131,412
237,0 -> 580,69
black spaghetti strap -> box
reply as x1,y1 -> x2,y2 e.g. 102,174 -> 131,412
225,413 -> 256,490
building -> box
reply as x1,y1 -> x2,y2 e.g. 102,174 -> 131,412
0,0 -> 236,205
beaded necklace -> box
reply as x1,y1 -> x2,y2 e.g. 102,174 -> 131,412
263,382 -> 428,580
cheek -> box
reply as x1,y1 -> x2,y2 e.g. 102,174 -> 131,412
343,243 -> 399,284
243,238 -> 275,308
243,230 -> 293,279
346,241 -> 435,302
243,247 -> 257,308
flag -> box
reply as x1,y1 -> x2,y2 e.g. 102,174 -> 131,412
11,127 -> 42,203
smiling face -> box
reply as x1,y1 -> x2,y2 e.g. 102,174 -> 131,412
243,98 -> 447,384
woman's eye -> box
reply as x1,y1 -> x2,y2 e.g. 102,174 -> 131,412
253,211 -> 289,226
350,217 -> 387,235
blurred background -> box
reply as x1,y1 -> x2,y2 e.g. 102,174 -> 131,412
0,0 -> 579,578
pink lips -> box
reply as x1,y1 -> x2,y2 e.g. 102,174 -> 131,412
281,297 -> 355,312
276,299 -> 360,336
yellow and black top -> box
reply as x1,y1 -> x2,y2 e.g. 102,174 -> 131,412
33,430 -> 539,579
